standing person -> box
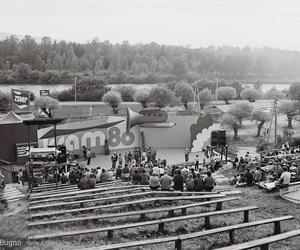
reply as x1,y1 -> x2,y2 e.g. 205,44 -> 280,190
174,170 -> 184,191
204,171 -> 216,192
86,148 -> 91,166
111,153 -> 118,170
195,155 -> 200,171
160,172 -> 172,191
82,145 -> 87,159
184,148 -> 190,162
118,153 -> 123,167
253,167 -> 262,183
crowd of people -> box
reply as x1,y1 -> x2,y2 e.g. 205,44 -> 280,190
229,143 -> 300,189
39,146 -> 218,192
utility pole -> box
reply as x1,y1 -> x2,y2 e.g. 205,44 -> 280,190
74,76 -> 77,102
274,98 -> 278,143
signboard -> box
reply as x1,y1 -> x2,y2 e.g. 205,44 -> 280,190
16,142 -> 38,162
40,90 -> 50,97
11,89 -> 31,113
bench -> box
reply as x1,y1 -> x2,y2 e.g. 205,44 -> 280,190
28,197 -> 238,227
28,206 -> 257,240
29,194 -> 226,217
29,192 -> 225,211
29,187 -> 150,205
30,184 -> 145,200
215,228 -> 300,250
83,216 -> 293,250
30,181 -> 123,195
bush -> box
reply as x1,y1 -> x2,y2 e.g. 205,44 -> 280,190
134,89 -> 150,108
116,85 -> 137,102
174,82 -> 194,109
289,82 -> 300,100
216,87 -> 237,104
102,90 -> 122,114
241,88 -> 262,102
149,85 -> 174,108
198,88 -> 213,109
228,102 -> 253,126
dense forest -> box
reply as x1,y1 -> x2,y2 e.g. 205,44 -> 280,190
1,35 -> 300,86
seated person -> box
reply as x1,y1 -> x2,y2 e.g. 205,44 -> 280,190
275,167 -> 291,188
160,172 -> 172,191
194,173 -> 204,191
123,164 -> 130,181
100,169 -> 108,183
106,169 -> 114,181
149,172 -> 160,190
140,169 -> 149,185
229,175 -> 238,185
185,174 -> 195,191
132,170 -> 141,184
204,171 -> 216,192
78,174 -> 88,190
87,174 -> 96,189
173,170 -> 184,191
60,172 -> 68,184
116,165 -> 123,180
244,169 -> 254,186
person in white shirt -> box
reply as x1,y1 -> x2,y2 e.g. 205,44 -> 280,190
275,167 -> 291,188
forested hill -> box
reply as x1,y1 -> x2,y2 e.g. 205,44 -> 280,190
1,35 -> 300,85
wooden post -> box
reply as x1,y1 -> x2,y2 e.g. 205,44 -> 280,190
168,210 -> 174,217
274,221 -> 281,235
158,222 -> 164,232
107,230 -> 114,238
243,210 -> 249,223
229,230 -> 235,244
204,216 -> 211,229
216,202 -> 222,211
175,239 -> 182,250
260,244 -> 269,250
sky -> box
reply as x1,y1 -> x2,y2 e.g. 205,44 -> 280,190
1,0 -> 300,50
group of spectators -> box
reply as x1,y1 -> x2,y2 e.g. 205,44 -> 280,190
230,143 -> 300,189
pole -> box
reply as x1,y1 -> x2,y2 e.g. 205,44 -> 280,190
54,123 -> 58,189
215,78 -> 219,100
274,98 -> 278,144
74,76 -> 77,102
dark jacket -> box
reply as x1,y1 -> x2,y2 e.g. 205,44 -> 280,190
174,174 -> 184,191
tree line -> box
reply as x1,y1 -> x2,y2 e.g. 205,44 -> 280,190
1,35 -> 300,86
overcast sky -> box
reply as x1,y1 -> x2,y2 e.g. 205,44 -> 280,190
1,0 -> 300,50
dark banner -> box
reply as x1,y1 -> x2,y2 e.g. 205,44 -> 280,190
11,89 -> 31,113
40,89 -> 50,97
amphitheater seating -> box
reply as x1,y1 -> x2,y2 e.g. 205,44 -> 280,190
28,197 -> 238,227
83,216 -> 293,250
26,180 -> 298,249
28,206 -> 258,240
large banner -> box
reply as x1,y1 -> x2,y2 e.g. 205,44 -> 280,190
11,89 -> 31,113
38,117 -> 140,154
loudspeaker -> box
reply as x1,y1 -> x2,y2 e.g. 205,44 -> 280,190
211,130 -> 226,146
